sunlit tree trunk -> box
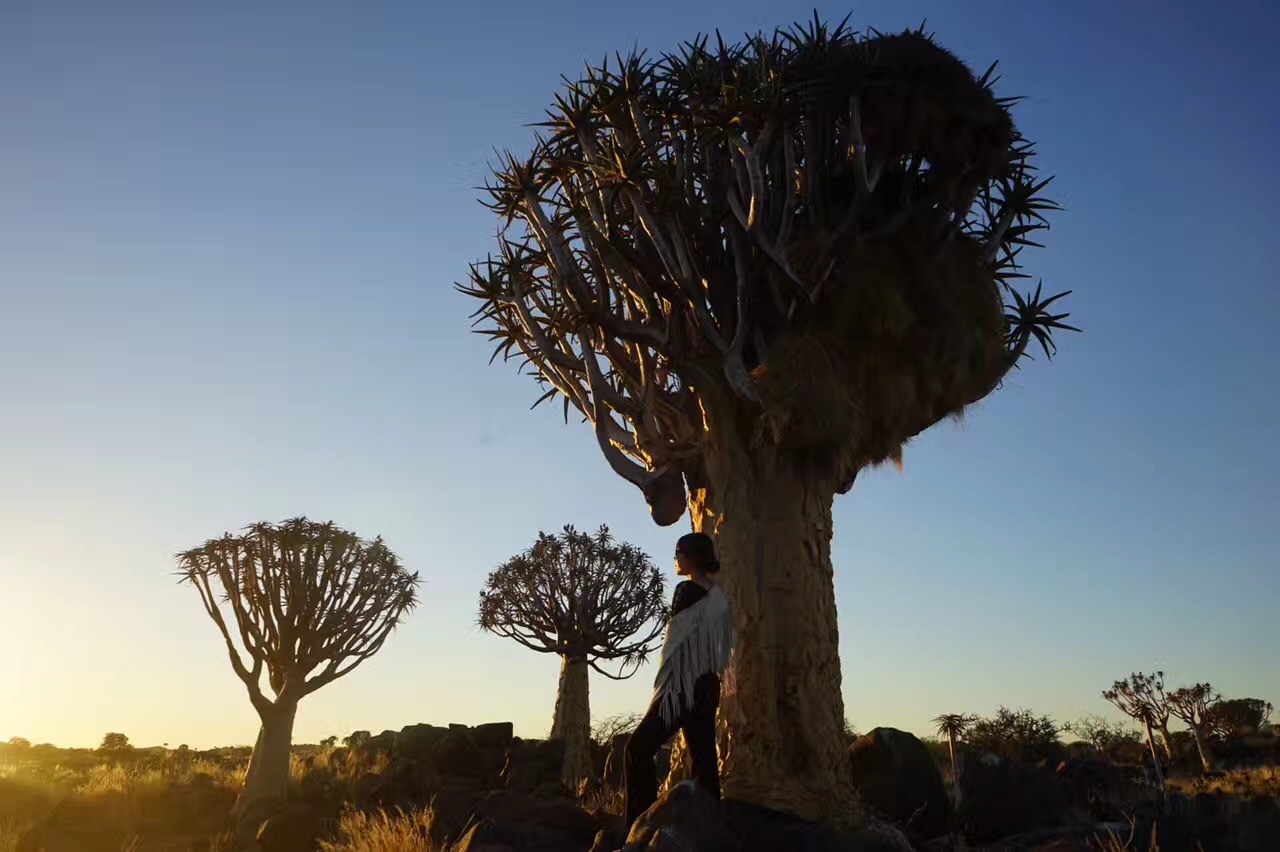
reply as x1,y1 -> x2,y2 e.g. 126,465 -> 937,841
231,698 -> 298,820
947,732 -> 961,806
550,653 -> 592,785
1141,717 -> 1165,793
684,407 -> 851,821
1155,721 -> 1175,763
1191,724 -> 1215,773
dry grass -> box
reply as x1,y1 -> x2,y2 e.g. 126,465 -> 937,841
318,806 -> 435,852
0,757 -> 243,852
1169,765 -> 1280,797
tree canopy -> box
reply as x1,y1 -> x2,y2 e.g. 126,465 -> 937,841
177,517 -> 420,713
460,17 -> 1075,523
478,524 -> 666,678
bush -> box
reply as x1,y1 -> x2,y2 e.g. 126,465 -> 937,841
967,707 -> 1062,764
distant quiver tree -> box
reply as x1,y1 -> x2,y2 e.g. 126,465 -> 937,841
479,524 -> 665,784
458,16 -> 1076,816
178,517 -> 419,819
1104,671 -> 1175,763
1167,682 -> 1220,772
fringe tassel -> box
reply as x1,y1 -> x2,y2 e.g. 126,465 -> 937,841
653,587 -> 735,725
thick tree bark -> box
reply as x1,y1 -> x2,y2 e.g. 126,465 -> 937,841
231,698 -> 298,820
685,418 -> 851,821
550,653 -> 592,785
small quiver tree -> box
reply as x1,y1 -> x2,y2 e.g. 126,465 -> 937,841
1168,683 -> 1220,773
460,16 -> 1075,818
178,517 -> 419,820
932,713 -> 974,805
478,525 -> 665,785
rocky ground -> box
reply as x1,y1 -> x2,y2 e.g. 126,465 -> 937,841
6,723 -> 1280,851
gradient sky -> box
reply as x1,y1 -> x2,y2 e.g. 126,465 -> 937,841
2,1 -> 1277,750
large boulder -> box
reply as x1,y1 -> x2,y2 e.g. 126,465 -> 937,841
425,785 -> 488,849
453,818 -> 582,852
432,727 -> 486,780
452,791 -> 601,852
958,752 -> 1071,843
722,800 -> 913,852
256,803 -> 324,852
847,727 -> 950,839
502,738 -> 566,793
624,781 -> 739,852
474,721 -> 516,751
602,733 -> 629,790
396,723 -> 449,760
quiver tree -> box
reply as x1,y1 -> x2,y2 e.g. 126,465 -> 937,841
932,713 -> 974,805
1168,683 -> 1220,772
479,525 -> 665,784
178,518 -> 419,819
1104,671 -> 1175,763
459,17 -> 1075,817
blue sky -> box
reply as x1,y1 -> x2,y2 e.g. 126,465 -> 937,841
1,0 -> 1276,749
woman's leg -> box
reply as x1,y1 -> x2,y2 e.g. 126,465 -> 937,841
624,700 -> 679,827
680,674 -> 721,801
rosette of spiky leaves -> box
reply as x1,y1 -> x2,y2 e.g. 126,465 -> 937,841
478,525 -> 667,680
459,15 -> 1078,518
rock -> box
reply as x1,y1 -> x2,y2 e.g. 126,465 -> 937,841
1054,758 -> 1128,822
958,753 -> 1070,843
470,790 -> 601,845
624,780 -> 739,852
450,791 -> 601,852
256,803 -> 324,852
474,722 -> 516,751
847,727 -> 950,839
453,818 -> 581,852
602,733 -> 629,790
432,727 -> 484,779
366,757 -> 440,808
590,826 -> 628,852
503,738 -> 566,793
396,723 -> 449,759
720,801 -> 913,852
426,786 -> 487,849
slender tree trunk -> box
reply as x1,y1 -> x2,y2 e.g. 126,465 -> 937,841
1191,724 -> 1214,773
550,653 -> 592,786
231,698 -> 298,821
1141,717 -> 1165,793
947,732 -> 960,807
685,422 -> 850,821
1155,721 -> 1175,763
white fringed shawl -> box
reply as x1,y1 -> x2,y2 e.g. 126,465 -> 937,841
651,583 -> 735,724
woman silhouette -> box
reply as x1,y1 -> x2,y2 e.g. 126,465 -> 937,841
623,531 -> 735,829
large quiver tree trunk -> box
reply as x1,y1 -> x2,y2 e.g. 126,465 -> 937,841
550,653 -> 593,785
683,394 -> 849,820
231,698 -> 298,820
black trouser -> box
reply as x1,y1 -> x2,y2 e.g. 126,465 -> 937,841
624,673 -> 720,827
